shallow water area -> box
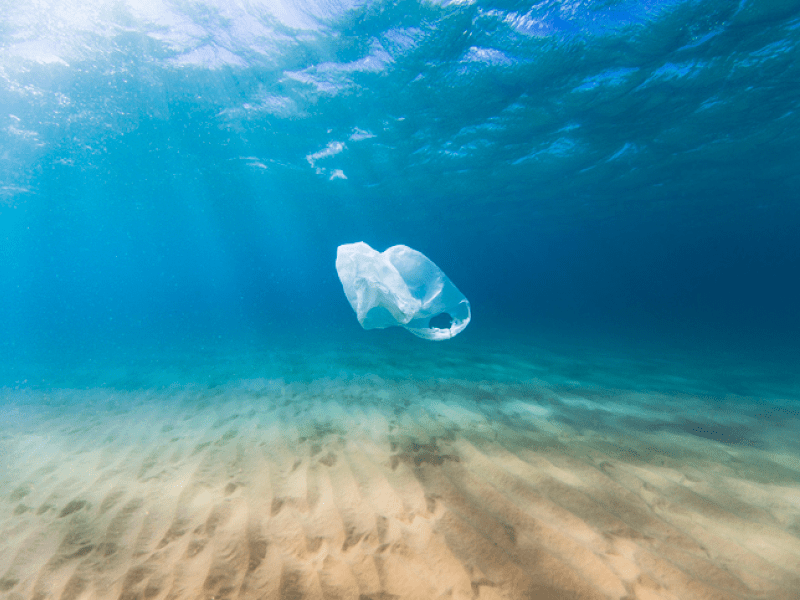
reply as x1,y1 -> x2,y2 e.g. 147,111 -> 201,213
2,337 -> 799,600
2,0 -> 800,597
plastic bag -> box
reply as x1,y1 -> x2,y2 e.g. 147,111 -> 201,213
336,242 -> 471,340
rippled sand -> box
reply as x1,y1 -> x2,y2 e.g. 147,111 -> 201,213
1,343 -> 799,600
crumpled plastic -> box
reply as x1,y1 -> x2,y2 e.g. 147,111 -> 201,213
336,242 -> 471,340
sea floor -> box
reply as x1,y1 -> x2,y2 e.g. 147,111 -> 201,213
1,334 -> 799,600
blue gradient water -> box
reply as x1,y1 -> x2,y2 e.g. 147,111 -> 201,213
2,0 -> 799,381
1,4 -> 800,597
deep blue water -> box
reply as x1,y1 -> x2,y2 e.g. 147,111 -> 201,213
1,0 -> 799,385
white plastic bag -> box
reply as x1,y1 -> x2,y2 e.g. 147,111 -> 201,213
336,242 -> 471,340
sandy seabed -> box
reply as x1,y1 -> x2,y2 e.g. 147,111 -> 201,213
1,344 -> 799,600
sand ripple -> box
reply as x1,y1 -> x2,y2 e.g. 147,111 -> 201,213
1,379 -> 799,600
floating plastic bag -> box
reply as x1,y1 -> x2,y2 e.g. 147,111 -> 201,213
336,242 -> 471,340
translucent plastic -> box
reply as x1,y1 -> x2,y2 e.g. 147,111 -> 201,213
336,242 -> 471,340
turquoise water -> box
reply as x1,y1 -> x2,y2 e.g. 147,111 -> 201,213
2,0 -> 799,373
1,2 -> 800,599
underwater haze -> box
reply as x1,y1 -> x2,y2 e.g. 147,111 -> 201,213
1,1 -> 800,599
1,0 -> 799,366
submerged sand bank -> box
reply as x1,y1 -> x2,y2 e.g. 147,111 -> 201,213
1,375 -> 799,600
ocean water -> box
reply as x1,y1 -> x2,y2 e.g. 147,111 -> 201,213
1,1 -> 800,599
